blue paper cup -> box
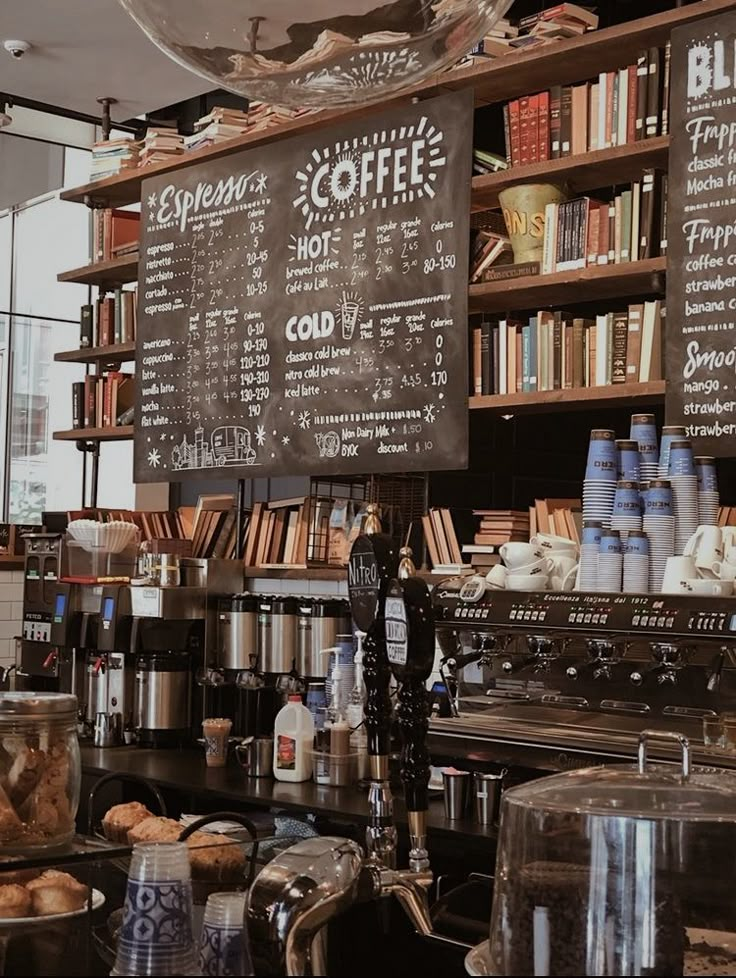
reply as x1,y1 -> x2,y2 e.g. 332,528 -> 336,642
644,479 -> 673,516
582,520 -> 603,547
630,413 -> 658,462
586,430 -> 617,481
625,531 -> 650,556
660,426 -> 686,473
668,439 -> 695,476
616,440 -> 641,481
613,480 -> 642,516
600,531 -> 622,555
695,456 -> 718,492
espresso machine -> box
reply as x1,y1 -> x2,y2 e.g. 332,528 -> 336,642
431,577 -> 736,774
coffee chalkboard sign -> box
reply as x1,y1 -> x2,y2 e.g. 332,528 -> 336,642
667,11 -> 736,454
134,91 -> 472,482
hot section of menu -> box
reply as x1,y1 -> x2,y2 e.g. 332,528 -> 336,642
134,92 -> 472,483
667,12 -> 736,455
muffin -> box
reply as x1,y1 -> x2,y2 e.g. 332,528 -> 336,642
26,870 -> 88,915
0,883 -> 32,918
186,831 -> 246,881
127,815 -> 182,845
102,802 -> 153,843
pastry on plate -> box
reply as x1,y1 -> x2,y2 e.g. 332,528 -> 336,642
0,883 -> 32,919
127,815 -> 181,845
102,801 -> 153,843
26,870 -> 88,915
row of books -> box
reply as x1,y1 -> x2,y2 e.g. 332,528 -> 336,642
530,499 -> 582,543
471,300 -> 664,397
93,208 -> 140,262
541,172 -> 667,275
184,106 -> 250,152
457,4 -> 598,65
72,373 -> 135,430
501,43 -> 670,166
90,137 -> 139,182
474,509 -> 531,547
80,288 -> 137,349
470,215 -> 512,281
420,508 -> 463,571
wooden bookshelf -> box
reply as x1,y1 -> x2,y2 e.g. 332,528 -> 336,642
470,380 -> 666,415
59,0 -> 734,211
53,425 -> 134,442
469,257 -> 666,313
57,253 -> 138,287
55,342 -> 136,365
472,136 -> 670,213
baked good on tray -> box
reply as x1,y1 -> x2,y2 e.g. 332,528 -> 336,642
0,883 -> 32,918
126,815 -> 182,845
102,801 -> 153,843
186,830 -> 246,881
26,870 -> 88,915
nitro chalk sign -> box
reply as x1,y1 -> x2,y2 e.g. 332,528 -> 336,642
134,91 -> 472,482
667,11 -> 736,454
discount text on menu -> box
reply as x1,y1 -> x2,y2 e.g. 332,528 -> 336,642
667,11 -> 736,453
133,91 -> 472,482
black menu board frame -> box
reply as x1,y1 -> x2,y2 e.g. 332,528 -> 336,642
667,11 -> 736,455
134,91 -> 472,483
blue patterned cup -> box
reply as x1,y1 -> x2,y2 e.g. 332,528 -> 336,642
630,413 -> 658,463
616,440 -> 640,481
660,426 -> 686,474
695,456 -> 718,493
668,439 -> 695,476
199,893 -> 252,977
600,531 -> 622,555
644,479 -> 673,516
625,532 -> 650,556
582,521 -> 603,547
613,480 -> 642,516
585,430 -> 617,481
113,843 -> 198,977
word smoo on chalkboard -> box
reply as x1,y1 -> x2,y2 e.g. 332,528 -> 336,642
133,91 -> 473,483
667,12 -> 736,455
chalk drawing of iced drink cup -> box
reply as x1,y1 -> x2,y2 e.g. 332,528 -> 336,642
341,299 -> 360,341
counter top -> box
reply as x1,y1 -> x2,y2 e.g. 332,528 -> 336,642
81,746 -> 495,843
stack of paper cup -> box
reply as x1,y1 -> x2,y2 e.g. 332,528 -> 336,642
643,479 -> 675,592
695,456 -> 720,526
578,520 -> 603,591
659,425 -> 687,478
668,439 -> 699,554
199,892 -> 253,977
616,440 -> 641,481
611,479 -> 643,542
598,530 -> 623,593
583,430 -> 617,529
630,413 -> 659,483
623,531 -> 650,594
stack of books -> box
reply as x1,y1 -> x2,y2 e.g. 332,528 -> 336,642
472,148 -> 509,176
529,499 -> 582,541
187,494 -> 243,559
247,102 -> 319,134
244,498 -> 311,568
93,209 -> 140,262
80,288 -> 137,348
140,128 -> 185,166
72,372 -> 135,429
502,43 -> 670,165
456,17 -> 521,63
184,106 -> 250,152
473,510 -> 531,546
421,508 -> 468,573
89,137 -> 140,182
541,172 -> 667,274
470,227 -> 512,282
471,300 -> 664,397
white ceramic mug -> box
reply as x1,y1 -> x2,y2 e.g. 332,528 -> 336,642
532,533 -> 578,555
661,555 -> 698,594
485,564 -> 507,590
550,564 -> 579,592
507,573 -> 548,592
685,525 -> 724,577
722,527 -> 736,551
682,578 -> 733,596
711,559 -> 736,582
513,557 -> 553,577
500,542 -> 544,570
548,554 -> 578,579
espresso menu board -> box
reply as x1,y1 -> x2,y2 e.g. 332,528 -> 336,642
667,12 -> 736,454
134,91 -> 472,483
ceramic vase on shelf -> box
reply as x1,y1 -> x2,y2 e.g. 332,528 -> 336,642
499,183 -> 568,263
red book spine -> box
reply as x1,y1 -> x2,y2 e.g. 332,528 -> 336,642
528,94 -> 540,163
519,96 -> 531,165
84,376 -> 96,429
103,377 -> 112,428
508,99 -> 521,166
538,91 -> 550,161
626,64 -> 638,144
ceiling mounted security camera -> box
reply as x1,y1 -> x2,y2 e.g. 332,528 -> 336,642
3,40 -> 31,60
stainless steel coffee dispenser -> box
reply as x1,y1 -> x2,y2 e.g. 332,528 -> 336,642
257,596 -> 298,674
218,593 -> 258,671
297,598 -> 352,678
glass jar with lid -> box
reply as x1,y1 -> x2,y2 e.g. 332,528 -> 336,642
0,692 -> 80,852
474,730 -> 736,977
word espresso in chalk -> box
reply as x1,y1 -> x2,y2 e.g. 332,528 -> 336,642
154,169 -> 268,231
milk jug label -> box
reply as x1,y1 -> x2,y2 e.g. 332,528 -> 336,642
276,733 -> 296,770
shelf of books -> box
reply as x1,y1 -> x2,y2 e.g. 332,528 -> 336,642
469,256 -> 665,313
55,341 -> 136,365
53,425 -> 134,442
470,381 -> 665,415
57,252 -> 138,287
471,136 -> 669,212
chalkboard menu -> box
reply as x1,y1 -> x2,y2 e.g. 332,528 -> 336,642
667,11 -> 736,454
134,91 -> 472,483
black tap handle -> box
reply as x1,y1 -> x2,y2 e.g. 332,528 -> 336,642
397,676 -> 430,814
363,626 -> 392,759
